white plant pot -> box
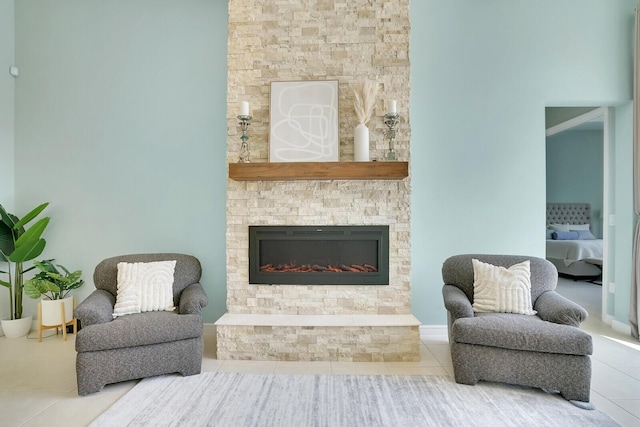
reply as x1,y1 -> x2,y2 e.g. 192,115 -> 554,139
354,123 -> 370,162
1,315 -> 33,338
40,297 -> 74,326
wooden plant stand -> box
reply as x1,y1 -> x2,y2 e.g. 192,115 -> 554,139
37,297 -> 77,342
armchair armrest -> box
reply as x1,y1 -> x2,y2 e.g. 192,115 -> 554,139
442,284 -> 474,321
74,289 -> 115,328
535,290 -> 588,327
179,282 -> 208,315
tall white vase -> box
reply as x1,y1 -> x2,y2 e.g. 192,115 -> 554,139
354,123 -> 370,162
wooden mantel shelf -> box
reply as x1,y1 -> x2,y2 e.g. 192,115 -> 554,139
228,161 -> 408,181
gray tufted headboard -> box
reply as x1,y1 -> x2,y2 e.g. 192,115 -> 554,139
546,203 -> 591,227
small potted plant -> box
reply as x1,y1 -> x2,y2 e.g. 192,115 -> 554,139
0,202 -> 50,338
24,260 -> 83,334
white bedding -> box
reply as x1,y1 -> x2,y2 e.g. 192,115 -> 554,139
546,239 -> 603,266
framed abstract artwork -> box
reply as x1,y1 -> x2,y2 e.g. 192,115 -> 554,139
269,80 -> 339,162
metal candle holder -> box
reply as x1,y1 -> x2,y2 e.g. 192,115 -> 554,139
384,113 -> 399,161
237,115 -> 252,163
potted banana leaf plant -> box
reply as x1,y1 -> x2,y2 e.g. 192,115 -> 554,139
24,260 -> 83,332
0,202 -> 50,338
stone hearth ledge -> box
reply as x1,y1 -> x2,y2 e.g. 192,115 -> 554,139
215,314 -> 420,327
215,314 -> 421,362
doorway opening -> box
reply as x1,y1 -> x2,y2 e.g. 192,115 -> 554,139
545,106 -> 610,321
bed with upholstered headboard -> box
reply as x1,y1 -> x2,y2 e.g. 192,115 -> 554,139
546,203 -> 603,279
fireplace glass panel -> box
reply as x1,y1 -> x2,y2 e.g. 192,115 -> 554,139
259,239 -> 378,272
249,226 -> 389,285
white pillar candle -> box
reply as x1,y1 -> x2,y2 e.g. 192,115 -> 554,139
389,100 -> 397,114
240,101 -> 250,116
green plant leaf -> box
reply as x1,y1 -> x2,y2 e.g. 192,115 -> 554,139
10,217 -> 49,263
0,204 -> 16,228
0,219 -> 14,262
10,238 -> 46,263
46,272 -> 70,283
66,270 -> 83,283
67,279 -> 84,290
34,260 -> 57,274
24,280 -> 42,299
12,202 -> 49,230
14,217 -> 49,249
24,278 -> 60,299
0,279 -> 10,288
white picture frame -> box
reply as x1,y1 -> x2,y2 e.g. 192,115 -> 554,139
269,80 -> 339,162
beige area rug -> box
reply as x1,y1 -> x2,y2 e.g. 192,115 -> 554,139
90,372 -> 619,427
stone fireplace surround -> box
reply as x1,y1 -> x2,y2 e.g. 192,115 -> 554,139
216,0 -> 418,362
215,179 -> 420,362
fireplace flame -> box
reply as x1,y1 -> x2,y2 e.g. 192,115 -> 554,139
259,263 -> 378,273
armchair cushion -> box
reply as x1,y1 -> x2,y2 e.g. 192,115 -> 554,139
76,311 -> 203,352
452,313 -> 593,356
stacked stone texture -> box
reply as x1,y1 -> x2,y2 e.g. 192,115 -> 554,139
223,0 -> 415,361
227,0 -> 410,163
217,324 -> 419,362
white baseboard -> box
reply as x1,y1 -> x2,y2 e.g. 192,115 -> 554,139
611,318 -> 632,336
603,314 -> 633,337
419,324 -> 447,334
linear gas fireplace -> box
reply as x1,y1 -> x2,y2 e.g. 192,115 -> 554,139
249,225 -> 389,285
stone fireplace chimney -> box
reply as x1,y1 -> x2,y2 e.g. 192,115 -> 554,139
216,0 -> 419,362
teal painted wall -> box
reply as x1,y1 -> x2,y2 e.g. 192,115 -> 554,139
4,1 -> 637,328
546,130 -> 604,239
613,104 -> 634,326
0,0 -> 14,209
0,0 -> 15,323
12,0 -> 228,322
410,0 -> 635,324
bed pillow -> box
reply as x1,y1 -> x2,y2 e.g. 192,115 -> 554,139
471,259 -> 537,315
552,231 -> 580,240
575,229 -> 596,240
546,229 -> 554,239
113,260 -> 177,318
550,223 -> 590,232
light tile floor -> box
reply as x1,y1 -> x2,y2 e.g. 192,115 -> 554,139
1,277 -> 638,426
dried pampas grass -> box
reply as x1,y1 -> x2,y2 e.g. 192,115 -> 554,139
353,79 -> 379,125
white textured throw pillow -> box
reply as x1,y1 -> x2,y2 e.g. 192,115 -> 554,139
472,259 -> 536,315
113,260 -> 177,318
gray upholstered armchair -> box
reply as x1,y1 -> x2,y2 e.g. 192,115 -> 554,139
74,253 -> 208,396
442,254 -> 593,406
